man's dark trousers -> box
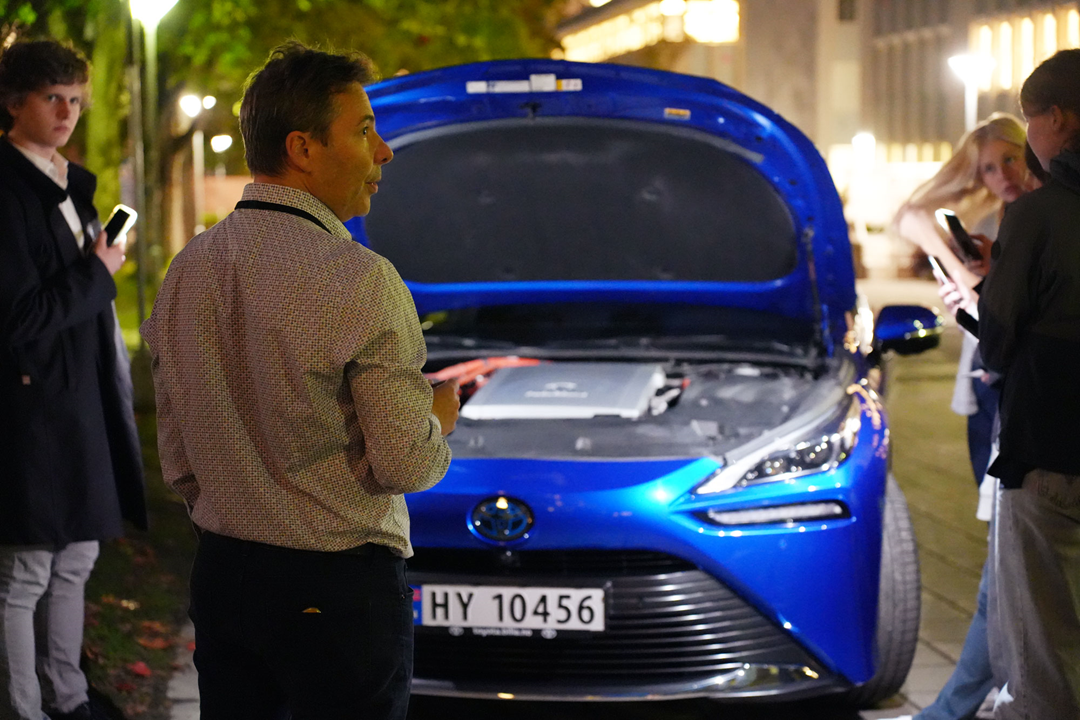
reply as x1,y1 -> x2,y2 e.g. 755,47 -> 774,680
190,531 -> 413,719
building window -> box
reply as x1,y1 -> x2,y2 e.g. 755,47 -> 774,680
1020,17 -> 1035,83
1042,13 -> 1058,60
999,21 -> 1013,89
978,24 -> 993,91
561,0 -> 741,63
1069,9 -> 1080,49
839,0 -> 856,22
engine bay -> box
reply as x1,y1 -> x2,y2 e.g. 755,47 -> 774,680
428,356 -> 848,460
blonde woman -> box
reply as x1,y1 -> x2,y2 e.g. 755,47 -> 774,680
895,113 -> 1035,493
896,113 -> 1034,290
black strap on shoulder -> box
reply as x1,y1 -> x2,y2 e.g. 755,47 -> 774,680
234,200 -> 331,234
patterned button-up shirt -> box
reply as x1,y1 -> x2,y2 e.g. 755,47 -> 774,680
141,183 -> 451,556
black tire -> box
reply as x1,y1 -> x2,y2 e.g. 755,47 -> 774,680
846,474 -> 921,707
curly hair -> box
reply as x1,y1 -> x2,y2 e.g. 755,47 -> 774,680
0,39 -> 89,133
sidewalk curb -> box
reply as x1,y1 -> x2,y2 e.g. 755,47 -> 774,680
167,621 -> 198,720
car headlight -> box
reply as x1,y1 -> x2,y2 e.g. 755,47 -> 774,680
695,397 -> 862,495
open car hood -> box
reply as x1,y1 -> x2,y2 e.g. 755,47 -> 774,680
347,60 -> 856,355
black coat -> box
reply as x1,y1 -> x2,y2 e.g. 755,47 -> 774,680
0,137 -> 147,545
979,148 -> 1080,488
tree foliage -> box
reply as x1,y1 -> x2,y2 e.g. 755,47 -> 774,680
156,0 -> 561,139
4,0 -> 562,271
3,0 -> 562,190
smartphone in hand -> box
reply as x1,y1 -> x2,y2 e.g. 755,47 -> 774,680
102,204 -> 138,247
927,255 -> 950,284
934,209 -> 981,262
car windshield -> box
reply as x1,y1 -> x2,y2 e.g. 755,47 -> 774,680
364,118 -> 797,284
422,302 -> 815,359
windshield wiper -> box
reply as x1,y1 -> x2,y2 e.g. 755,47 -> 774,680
650,335 -> 805,356
423,335 -> 517,350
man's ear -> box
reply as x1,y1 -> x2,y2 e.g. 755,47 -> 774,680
1060,107 -> 1080,137
4,98 -> 22,121
283,130 -> 313,172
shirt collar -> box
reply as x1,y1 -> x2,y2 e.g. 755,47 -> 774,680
240,183 -> 352,239
9,141 -> 68,189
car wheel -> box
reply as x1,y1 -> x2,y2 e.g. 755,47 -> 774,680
846,473 -> 921,707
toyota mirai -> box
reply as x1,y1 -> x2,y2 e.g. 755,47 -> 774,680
345,59 -> 941,707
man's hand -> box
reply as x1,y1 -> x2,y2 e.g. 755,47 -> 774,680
431,379 -> 460,436
938,277 -> 978,318
965,233 -> 993,277
93,230 -> 126,276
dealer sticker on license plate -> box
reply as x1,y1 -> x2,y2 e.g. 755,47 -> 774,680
418,584 -> 605,632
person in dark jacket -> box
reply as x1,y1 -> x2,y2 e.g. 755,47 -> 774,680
978,48 -> 1080,720
0,40 -> 147,720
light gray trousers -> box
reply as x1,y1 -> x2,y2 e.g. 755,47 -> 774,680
0,542 -> 99,720
989,470 -> 1080,720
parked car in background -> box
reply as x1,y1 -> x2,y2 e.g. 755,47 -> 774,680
346,59 -> 942,707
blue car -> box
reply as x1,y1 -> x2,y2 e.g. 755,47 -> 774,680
346,59 -> 942,706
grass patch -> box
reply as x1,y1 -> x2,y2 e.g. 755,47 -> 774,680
82,410 -> 197,719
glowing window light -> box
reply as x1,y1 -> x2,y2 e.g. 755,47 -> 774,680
1019,18 -> 1035,83
562,1 -> 665,62
999,21 -> 1014,89
683,0 -> 740,44
589,0 -> 612,6
562,0 -> 739,62
1042,14 -> 1058,60
978,25 -> 994,90
1069,10 -> 1080,49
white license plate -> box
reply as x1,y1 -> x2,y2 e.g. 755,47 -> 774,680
420,584 -> 605,632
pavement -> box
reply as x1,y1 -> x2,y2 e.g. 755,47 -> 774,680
166,278 -> 982,720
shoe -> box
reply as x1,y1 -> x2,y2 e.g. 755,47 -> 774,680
48,701 -> 112,720
48,703 -> 93,720
975,686 -> 999,719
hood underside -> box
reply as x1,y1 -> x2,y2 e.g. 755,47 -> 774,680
364,118 -> 797,285
351,60 -> 856,351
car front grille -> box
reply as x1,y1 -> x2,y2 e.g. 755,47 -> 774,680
407,548 -> 696,576
409,549 -> 819,682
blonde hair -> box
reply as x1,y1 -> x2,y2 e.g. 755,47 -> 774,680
896,112 -> 1028,227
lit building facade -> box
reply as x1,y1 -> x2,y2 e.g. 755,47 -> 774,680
867,1 -> 1078,162
555,0 -> 855,148
859,1 -> 1080,269
556,1 -> 1080,275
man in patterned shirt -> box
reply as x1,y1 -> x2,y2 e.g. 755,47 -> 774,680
141,43 -> 458,719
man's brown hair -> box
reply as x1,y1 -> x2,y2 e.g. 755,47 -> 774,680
1021,48 -> 1080,150
0,39 -> 89,133
240,42 -> 378,177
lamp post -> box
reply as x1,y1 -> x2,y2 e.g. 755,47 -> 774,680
180,94 -> 215,236
948,53 -> 996,132
128,0 -> 179,328
208,134 -> 233,221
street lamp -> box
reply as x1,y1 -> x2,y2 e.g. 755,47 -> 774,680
948,53 -> 996,132
180,93 -> 215,235
207,134 -> 233,222
210,134 -> 233,177
128,0 -> 179,328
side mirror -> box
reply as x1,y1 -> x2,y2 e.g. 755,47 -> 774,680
873,305 -> 944,357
